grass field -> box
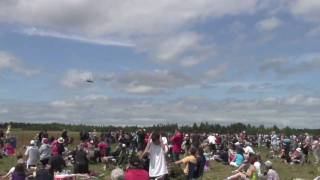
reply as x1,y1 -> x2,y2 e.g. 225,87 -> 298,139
0,130 -> 319,179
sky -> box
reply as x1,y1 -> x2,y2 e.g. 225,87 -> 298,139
0,0 -> 320,128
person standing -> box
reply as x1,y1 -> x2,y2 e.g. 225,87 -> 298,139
141,132 -> 168,180
170,129 -> 183,161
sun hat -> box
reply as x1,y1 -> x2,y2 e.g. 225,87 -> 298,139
58,137 -> 65,144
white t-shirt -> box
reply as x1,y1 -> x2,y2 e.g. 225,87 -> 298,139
148,143 -> 168,178
208,135 -> 216,144
254,161 -> 262,176
244,146 -> 255,154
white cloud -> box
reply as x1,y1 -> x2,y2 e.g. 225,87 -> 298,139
260,53 -> 320,75
0,108 -> 9,114
21,28 -> 134,47
50,100 -> 76,108
290,0 -> 320,23
0,0 -> 258,66
306,26 -> 320,37
138,32 -> 216,66
0,0 -> 258,37
61,69 -> 93,88
256,17 -> 282,31
0,51 -> 39,76
108,69 -> 193,94
205,64 -> 229,79
1,95 -> 320,128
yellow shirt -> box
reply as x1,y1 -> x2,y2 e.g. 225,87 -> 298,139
181,155 -> 197,174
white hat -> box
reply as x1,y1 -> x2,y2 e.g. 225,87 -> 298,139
30,140 -> 35,145
296,148 -> 302,152
58,137 -> 65,144
235,142 -> 241,146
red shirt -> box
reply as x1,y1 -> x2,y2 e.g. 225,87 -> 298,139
171,132 -> 183,153
125,169 -> 149,180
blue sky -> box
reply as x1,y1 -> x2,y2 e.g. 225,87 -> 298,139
0,0 -> 320,128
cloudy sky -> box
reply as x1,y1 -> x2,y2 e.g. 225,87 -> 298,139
1,0 -> 320,128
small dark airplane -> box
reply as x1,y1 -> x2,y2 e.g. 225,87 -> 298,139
86,79 -> 94,83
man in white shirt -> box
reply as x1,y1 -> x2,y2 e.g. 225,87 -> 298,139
141,132 -> 168,179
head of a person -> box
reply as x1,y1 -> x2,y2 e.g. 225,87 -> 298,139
236,147 -> 244,155
111,168 -> 124,180
57,137 -> 64,144
151,132 -> 160,145
189,146 -> 197,156
15,160 -> 26,173
248,153 -> 256,164
42,138 -> 48,144
30,140 -> 36,146
255,154 -> 261,162
264,160 -> 273,170
78,143 -> 85,151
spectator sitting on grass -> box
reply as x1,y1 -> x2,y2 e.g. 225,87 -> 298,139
1,154 -> 25,179
225,153 -> 257,180
264,160 -> 280,180
229,147 -> 245,167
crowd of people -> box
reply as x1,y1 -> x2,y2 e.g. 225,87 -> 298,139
0,126 -> 319,180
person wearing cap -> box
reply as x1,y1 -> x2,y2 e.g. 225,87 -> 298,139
39,138 -> 51,166
264,160 -> 280,180
25,140 -> 40,169
51,137 -> 65,156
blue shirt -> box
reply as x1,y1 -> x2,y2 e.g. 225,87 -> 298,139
235,154 -> 244,166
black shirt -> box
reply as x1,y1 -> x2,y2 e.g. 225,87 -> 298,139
49,155 -> 66,173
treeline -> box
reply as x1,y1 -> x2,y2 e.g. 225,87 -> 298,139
0,122 -> 319,135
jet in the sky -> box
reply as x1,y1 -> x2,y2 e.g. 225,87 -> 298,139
86,79 -> 94,83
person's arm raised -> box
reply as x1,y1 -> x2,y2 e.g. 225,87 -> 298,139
141,133 -> 152,158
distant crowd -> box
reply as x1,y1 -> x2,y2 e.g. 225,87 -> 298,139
0,125 -> 319,180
